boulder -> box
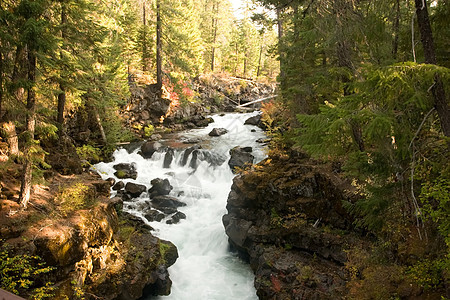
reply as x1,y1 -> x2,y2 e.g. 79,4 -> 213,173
244,114 -> 267,130
194,117 -> 214,127
228,146 -> 254,173
112,181 -> 125,191
166,212 -> 186,224
163,149 -> 175,168
208,128 -> 228,137
113,163 -> 138,180
244,114 -> 262,126
106,177 -> 116,187
151,196 -> 186,210
149,178 -> 173,197
144,210 -> 166,222
125,182 -> 147,198
180,145 -> 201,166
140,141 -> 163,159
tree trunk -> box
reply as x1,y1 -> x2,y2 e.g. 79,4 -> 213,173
2,122 -> 19,156
19,48 -> 37,209
243,58 -> 247,77
156,0 -> 162,91
0,50 -> 3,119
57,0 -> 67,138
142,3 -> 147,72
5,46 -> 25,157
93,106 -> 107,145
414,0 -> 450,138
334,0 -> 365,151
277,8 -> 285,81
211,4 -> 218,72
392,0 -> 400,59
256,44 -> 263,77
234,43 -> 238,76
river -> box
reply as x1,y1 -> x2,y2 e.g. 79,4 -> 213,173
94,112 -> 266,299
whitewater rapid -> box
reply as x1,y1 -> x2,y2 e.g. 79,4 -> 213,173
94,112 -> 266,299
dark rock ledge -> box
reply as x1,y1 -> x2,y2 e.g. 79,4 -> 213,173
223,151 -> 362,300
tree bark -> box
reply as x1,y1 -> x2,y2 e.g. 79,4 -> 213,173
93,106 -> 107,145
2,122 -> 19,156
19,48 -> 37,209
256,43 -> 263,77
57,0 -> 67,138
277,8 -> 285,81
0,50 -> 3,119
392,0 -> 400,59
414,0 -> 450,138
142,3 -> 148,72
4,46 -> 24,157
210,3 -> 218,72
156,0 -> 162,91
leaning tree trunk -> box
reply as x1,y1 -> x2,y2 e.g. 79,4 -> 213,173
414,0 -> 450,138
19,48 -> 37,209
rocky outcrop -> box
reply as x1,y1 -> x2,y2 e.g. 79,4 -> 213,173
228,146 -> 254,173
223,151 -> 359,299
2,175 -> 178,300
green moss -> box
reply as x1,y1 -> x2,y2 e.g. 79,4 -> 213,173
55,182 -> 96,216
115,170 -> 127,179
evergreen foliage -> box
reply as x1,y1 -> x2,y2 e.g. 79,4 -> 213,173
256,0 -> 449,296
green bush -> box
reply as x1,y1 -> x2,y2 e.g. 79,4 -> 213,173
0,244 -> 55,299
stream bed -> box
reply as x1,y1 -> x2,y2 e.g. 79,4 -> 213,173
94,112 -> 267,299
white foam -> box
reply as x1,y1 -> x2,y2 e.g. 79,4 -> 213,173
94,112 -> 266,299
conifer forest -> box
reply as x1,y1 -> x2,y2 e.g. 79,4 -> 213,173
0,0 -> 449,299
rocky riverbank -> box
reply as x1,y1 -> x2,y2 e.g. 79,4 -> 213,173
223,150 -> 363,299
0,168 -> 177,300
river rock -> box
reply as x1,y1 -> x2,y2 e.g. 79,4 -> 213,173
144,209 -> 166,222
112,181 -> 125,191
182,137 -> 202,144
228,146 -> 254,173
113,163 -> 138,180
166,212 -> 186,224
149,178 -> 173,197
125,182 -> 147,198
244,114 -> 262,126
106,177 -> 116,186
140,141 -> 163,159
188,149 -> 227,169
194,116 -> 214,127
208,128 -> 228,136
180,145 -> 202,166
163,149 -> 175,168
152,195 -> 186,209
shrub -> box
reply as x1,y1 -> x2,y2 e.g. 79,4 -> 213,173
0,244 -> 55,299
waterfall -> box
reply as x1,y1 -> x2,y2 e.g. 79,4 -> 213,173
94,112 -> 266,299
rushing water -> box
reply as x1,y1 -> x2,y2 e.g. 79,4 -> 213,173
94,112 -> 266,300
